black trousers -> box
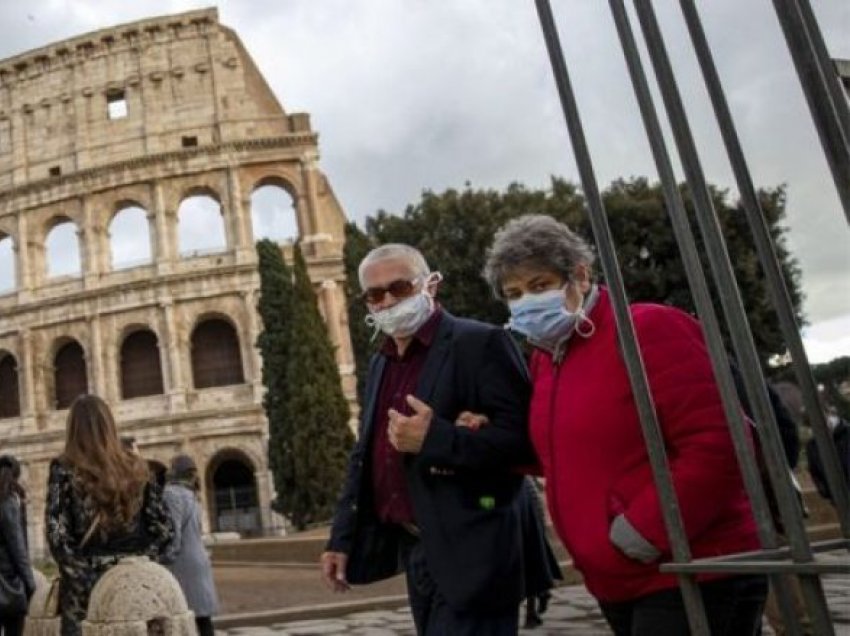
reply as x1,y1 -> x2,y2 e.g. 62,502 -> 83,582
194,616 -> 214,636
599,575 -> 768,636
0,614 -> 25,636
400,533 -> 518,636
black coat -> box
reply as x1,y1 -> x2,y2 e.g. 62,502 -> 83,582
0,495 -> 36,601
327,311 -> 535,613
807,418 -> 850,503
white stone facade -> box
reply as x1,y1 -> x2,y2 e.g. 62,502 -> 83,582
0,8 -> 355,557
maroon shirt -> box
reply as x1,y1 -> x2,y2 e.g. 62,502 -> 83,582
371,307 -> 443,525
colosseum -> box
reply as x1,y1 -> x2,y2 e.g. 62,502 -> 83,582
0,7 -> 355,557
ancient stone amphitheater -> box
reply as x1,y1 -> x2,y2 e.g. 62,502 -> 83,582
0,8 -> 355,556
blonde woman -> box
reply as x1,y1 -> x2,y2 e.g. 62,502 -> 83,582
46,395 -> 173,636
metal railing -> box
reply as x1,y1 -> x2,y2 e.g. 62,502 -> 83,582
534,1 -> 849,634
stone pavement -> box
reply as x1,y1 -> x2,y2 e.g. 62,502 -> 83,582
216,574 -> 849,636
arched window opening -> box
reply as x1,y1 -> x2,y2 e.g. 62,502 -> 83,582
46,220 -> 82,278
110,206 -> 153,270
191,319 -> 244,388
54,341 -> 88,409
120,330 -> 164,399
0,353 -> 20,419
251,184 -> 299,243
208,454 -> 260,535
177,195 -> 227,257
0,234 -> 15,294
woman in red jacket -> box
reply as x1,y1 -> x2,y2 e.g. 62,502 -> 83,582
482,214 -> 766,635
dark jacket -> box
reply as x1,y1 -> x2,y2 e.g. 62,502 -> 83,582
46,459 -> 174,636
807,418 -> 850,504
327,311 -> 535,613
0,494 -> 36,602
520,478 -> 561,597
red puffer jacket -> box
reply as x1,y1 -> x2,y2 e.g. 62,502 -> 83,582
528,287 -> 760,603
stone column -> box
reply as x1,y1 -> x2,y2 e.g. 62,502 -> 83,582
300,152 -> 320,238
89,315 -> 107,398
161,301 -> 187,411
320,280 -> 342,364
228,168 -> 252,262
241,290 -> 262,401
153,182 -> 175,275
19,329 -> 37,430
82,197 -> 101,288
15,212 -> 32,300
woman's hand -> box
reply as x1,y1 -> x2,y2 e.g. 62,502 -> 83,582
455,411 -> 490,431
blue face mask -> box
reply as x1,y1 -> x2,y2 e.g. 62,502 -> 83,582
507,287 -> 577,348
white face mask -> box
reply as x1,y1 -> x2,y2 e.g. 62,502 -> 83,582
365,273 -> 441,338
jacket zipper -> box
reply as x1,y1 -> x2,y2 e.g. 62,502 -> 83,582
547,356 -> 563,535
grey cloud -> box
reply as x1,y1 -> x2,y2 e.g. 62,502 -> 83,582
0,0 -> 847,325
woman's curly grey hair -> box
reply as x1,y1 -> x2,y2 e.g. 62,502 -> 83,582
483,214 -> 595,299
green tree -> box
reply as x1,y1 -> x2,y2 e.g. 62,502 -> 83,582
343,177 -> 803,394
255,239 -> 294,516
279,244 -> 355,530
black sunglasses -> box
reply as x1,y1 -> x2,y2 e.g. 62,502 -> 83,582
361,278 -> 420,304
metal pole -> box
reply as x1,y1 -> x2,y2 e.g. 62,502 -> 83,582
632,2 -> 835,633
533,1 -> 710,633
607,1 -> 805,632
678,0 -> 850,540
771,0 -> 850,219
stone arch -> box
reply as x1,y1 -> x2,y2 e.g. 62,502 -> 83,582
109,202 -> 153,270
44,216 -> 82,279
53,338 -> 88,409
0,350 -> 21,419
0,231 -> 15,294
250,177 -> 299,243
177,188 -> 227,257
205,448 -> 260,535
190,315 -> 245,389
119,328 -> 164,399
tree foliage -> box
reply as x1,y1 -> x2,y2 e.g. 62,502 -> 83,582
256,239 -> 294,518
257,241 -> 355,530
344,177 -> 805,394
280,245 -> 354,529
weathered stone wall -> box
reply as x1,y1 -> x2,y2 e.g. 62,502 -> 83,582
0,8 -> 355,557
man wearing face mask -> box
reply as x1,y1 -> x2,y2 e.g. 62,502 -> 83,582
320,243 -> 535,635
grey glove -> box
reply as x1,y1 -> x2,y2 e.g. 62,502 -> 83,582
609,514 -> 661,564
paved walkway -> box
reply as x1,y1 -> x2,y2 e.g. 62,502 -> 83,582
217,574 -> 849,636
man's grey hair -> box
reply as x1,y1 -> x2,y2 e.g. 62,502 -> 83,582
483,214 -> 595,299
358,244 -> 431,289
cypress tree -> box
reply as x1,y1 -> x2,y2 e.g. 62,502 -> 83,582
280,244 -> 354,529
255,239 -> 294,515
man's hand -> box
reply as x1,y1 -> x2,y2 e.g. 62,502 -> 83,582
455,411 -> 489,431
388,395 -> 433,453
320,551 -> 350,592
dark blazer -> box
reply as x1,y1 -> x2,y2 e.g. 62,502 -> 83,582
327,311 -> 535,613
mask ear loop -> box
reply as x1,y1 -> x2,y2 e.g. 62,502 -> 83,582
575,312 -> 595,338
364,313 -> 382,342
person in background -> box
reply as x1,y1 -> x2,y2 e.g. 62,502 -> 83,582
807,398 -> 850,505
46,395 -> 173,636
0,455 -> 35,636
519,477 -> 561,629
162,454 -> 219,636
481,214 -> 766,636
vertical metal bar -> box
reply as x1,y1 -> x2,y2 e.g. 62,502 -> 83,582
607,2 -> 804,632
679,0 -> 850,541
533,2 -> 710,633
771,0 -> 850,219
631,2 -> 835,633
794,0 -> 850,143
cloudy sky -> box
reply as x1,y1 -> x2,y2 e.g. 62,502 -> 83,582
1,0 -> 847,362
